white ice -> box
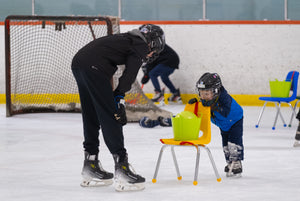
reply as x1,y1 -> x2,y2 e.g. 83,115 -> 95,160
0,104 -> 300,201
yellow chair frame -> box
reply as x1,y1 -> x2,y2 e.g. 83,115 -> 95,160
152,102 -> 221,185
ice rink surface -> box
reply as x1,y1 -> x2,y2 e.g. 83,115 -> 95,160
0,104 -> 300,201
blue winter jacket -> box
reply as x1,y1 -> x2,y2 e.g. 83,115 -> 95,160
210,87 -> 243,131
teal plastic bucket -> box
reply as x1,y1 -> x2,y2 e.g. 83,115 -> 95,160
171,111 -> 201,141
269,79 -> 291,98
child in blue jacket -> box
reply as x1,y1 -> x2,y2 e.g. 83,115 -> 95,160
140,72 -> 244,177
194,72 -> 244,177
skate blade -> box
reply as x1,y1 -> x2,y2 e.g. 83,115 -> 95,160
226,172 -> 242,178
293,140 -> 300,147
80,178 -> 113,187
114,180 -> 145,192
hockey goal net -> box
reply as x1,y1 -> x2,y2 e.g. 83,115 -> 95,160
5,15 -> 171,121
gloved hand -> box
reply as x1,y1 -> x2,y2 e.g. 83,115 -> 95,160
141,74 -> 150,84
144,52 -> 159,64
114,95 -> 127,126
188,98 -> 198,104
158,116 -> 172,127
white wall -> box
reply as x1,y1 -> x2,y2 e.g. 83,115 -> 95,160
1,23 -> 300,95
121,24 -> 300,95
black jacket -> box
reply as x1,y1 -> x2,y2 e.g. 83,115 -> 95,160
144,44 -> 179,72
72,32 -> 149,95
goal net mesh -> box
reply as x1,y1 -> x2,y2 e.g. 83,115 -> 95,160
5,15 -> 171,122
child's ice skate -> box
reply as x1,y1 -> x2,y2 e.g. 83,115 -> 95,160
294,140 -> 300,147
152,88 -> 165,106
294,133 -> 300,147
225,161 -> 242,178
168,89 -> 182,104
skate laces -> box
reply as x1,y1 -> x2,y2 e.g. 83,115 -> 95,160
169,95 -> 181,101
168,94 -> 175,100
128,163 -> 137,174
152,89 -> 165,102
121,163 -> 137,174
153,91 -> 163,99
153,93 -> 161,99
168,91 -> 181,102
229,161 -> 242,170
233,161 -> 242,169
97,161 -> 106,171
88,160 -> 106,172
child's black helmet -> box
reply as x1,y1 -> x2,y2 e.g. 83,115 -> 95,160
196,72 -> 222,106
139,24 -> 165,54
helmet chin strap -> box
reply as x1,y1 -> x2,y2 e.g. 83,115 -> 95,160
200,96 -> 219,107
201,99 -> 215,106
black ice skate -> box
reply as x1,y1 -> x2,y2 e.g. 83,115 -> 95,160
152,88 -> 165,105
168,89 -> 182,104
81,152 -> 114,187
225,161 -> 242,178
113,154 -> 145,192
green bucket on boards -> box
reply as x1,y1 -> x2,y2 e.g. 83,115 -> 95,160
269,79 -> 291,98
171,111 -> 202,141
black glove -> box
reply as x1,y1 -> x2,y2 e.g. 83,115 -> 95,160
141,74 -> 150,84
158,116 -> 172,127
114,95 -> 127,126
188,98 -> 198,104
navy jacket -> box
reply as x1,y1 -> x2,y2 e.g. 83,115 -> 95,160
210,87 -> 243,131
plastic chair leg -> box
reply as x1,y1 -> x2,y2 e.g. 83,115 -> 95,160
203,146 -> 221,182
288,100 -> 300,127
278,103 -> 287,126
153,144 -> 221,184
170,146 -> 182,180
152,145 -> 168,183
152,145 -> 182,183
193,146 -> 200,185
273,102 -> 286,130
256,102 -> 267,128
273,103 -> 280,130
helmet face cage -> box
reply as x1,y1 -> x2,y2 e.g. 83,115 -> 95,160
198,88 -> 217,100
139,24 -> 165,53
196,73 -> 222,106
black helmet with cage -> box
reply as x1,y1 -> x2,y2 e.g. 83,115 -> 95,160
196,72 -> 222,106
139,24 -> 165,54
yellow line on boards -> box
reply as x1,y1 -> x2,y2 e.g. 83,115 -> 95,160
0,93 -> 298,107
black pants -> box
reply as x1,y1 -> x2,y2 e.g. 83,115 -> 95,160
72,66 -> 126,156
